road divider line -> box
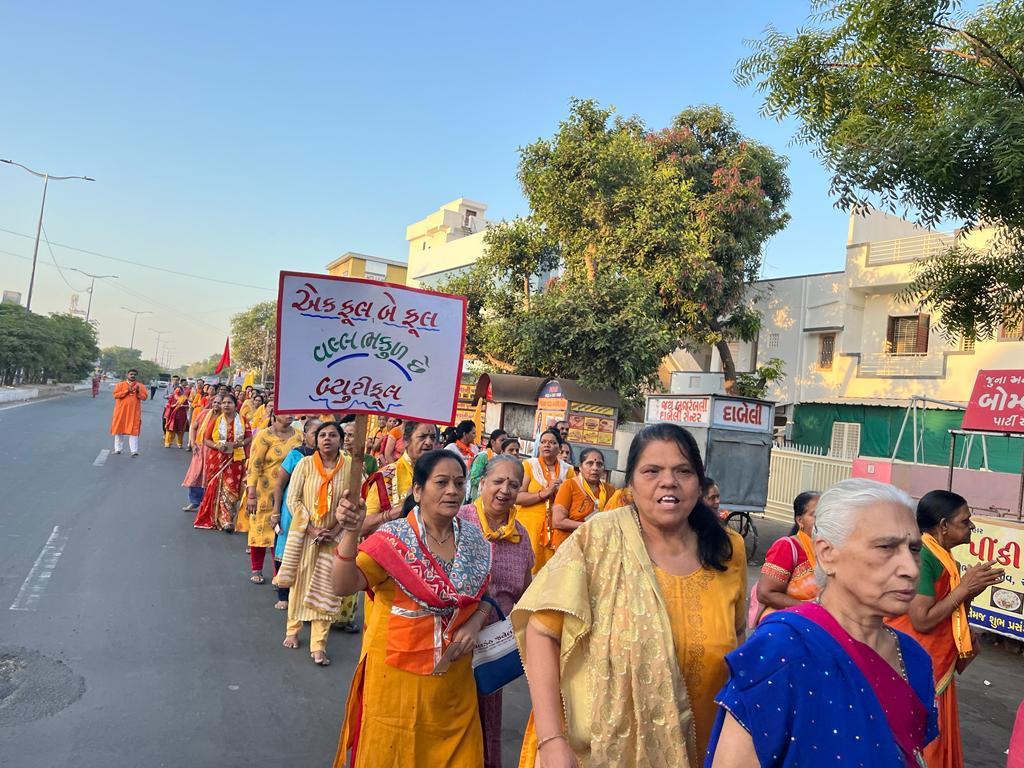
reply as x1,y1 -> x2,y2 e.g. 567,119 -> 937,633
10,526 -> 68,611
93,449 -> 110,466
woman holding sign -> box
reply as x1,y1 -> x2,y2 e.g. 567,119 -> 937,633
457,454 -> 533,768
887,490 -> 1004,768
331,450 -> 493,768
193,394 -> 252,532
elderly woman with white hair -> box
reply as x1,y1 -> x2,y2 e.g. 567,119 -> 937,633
706,478 -> 938,768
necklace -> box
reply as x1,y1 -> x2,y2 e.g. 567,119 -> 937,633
425,525 -> 453,545
884,626 -> 908,681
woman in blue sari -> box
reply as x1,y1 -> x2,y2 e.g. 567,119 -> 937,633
707,478 -> 938,767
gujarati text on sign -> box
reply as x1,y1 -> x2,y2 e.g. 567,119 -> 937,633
274,272 -> 466,422
962,369 -> 1024,433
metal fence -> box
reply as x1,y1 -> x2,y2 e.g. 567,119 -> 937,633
766,446 -> 854,523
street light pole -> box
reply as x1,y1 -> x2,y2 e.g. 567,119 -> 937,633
121,307 -> 151,351
68,269 -> 117,323
149,328 -> 169,362
1,159 -> 95,312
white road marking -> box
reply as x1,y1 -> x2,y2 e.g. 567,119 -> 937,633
93,449 -> 110,466
10,526 -> 69,611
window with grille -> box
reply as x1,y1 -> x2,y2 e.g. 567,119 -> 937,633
830,422 -> 861,458
818,333 -> 835,370
886,314 -> 929,355
959,334 -> 976,352
767,332 -> 779,349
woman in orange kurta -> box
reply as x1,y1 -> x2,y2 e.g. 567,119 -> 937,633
549,447 -> 616,550
888,490 -> 1005,768
331,450 -> 493,768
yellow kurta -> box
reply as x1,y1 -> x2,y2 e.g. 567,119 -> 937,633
334,552 -> 484,768
245,428 -> 301,548
512,507 -> 747,768
518,459 -> 574,574
653,536 -> 746,759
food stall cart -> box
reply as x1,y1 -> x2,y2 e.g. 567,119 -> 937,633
473,373 -> 546,442
532,378 -> 620,467
645,393 -> 775,513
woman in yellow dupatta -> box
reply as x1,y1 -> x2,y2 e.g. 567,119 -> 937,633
516,428 -> 574,574
513,423 -> 746,768
550,447 -> 617,551
888,490 -> 1004,768
331,449 -> 493,768
753,491 -> 821,626
273,421 -> 350,666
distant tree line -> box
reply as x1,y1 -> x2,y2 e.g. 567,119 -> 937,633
98,346 -> 164,383
0,305 -> 100,385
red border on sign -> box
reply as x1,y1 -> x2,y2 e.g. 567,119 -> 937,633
273,270 -> 468,425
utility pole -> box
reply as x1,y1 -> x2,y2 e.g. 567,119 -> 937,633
149,328 -> 169,362
68,269 -> 117,323
1,159 -> 95,312
121,307 -> 151,351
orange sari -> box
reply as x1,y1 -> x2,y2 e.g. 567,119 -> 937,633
549,476 -> 616,549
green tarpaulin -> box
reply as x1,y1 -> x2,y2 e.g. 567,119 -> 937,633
791,403 -> 1024,474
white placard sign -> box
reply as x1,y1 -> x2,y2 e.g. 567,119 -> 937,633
275,271 -> 467,423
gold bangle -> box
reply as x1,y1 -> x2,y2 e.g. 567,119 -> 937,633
536,733 -> 566,750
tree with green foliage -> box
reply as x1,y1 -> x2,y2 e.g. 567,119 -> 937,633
0,306 -> 99,385
442,100 -> 789,402
230,302 -> 276,378
738,0 -> 1024,339
179,353 -> 223,379
733,358 -> 787,399
99,346 -> 162,382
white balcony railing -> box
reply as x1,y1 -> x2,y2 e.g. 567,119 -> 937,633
865,232 -> 955,266
857,351 -> 946,377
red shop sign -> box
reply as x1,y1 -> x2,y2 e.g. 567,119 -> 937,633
962,369 -> 1024,433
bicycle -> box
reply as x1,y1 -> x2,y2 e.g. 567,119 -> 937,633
724,510 -> 759,564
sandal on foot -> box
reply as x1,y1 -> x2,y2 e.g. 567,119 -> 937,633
250,572 -> 265,585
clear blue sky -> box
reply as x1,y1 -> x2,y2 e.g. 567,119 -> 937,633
0,1 -> 851,365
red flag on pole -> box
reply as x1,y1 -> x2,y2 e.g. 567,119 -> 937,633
214,337 -> 231,374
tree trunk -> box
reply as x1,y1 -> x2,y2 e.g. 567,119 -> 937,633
715,338 -> 737,394
523,275 -> 530,312
584,244 -> 597,283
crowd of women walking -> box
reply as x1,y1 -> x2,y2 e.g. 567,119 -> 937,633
153,375 -> 1021,767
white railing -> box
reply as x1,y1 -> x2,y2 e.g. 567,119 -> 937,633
766,447 -> 853,523
858,351 -> 946,377
864,232 -> 954,266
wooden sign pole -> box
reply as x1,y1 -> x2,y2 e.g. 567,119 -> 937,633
345,413 -> 368,506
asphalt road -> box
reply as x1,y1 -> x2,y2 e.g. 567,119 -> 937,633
0,390 -> 530,768
0,390 -> 1019,767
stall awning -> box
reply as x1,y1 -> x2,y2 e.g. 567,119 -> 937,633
474,373 -> 546,405
799,396 -> 965,411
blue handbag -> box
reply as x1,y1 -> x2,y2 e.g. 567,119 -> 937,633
472,596 -> 524,695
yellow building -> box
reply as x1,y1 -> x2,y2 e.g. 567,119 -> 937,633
325,252 -> 407,285
405,198 -> 490,288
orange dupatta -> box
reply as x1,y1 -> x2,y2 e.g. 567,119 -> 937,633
923,533 -> 974,658
311,451 -> 344,525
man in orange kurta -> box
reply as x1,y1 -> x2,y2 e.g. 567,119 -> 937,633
110,369 -> 149,456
